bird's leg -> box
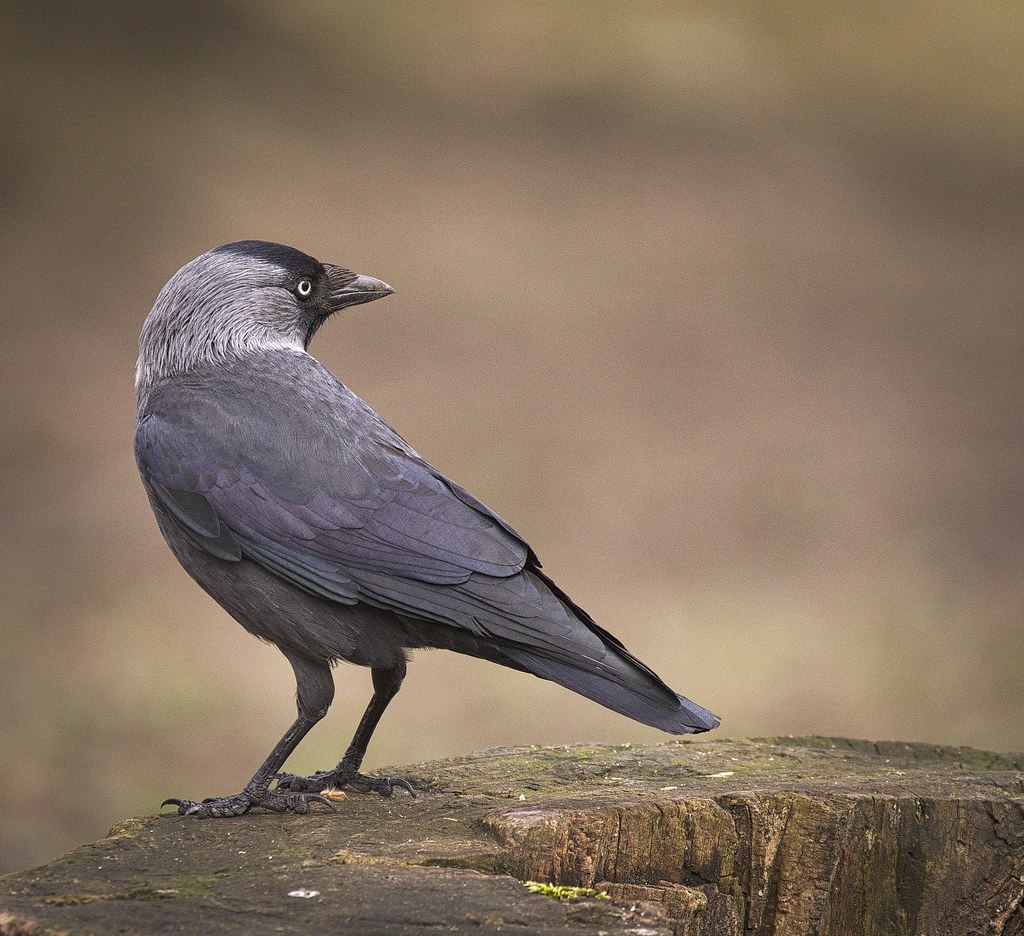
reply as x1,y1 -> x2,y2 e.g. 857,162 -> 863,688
163,652 -> 337,817
276,662 -> 415,797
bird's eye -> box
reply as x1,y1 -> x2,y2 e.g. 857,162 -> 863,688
295,279 -> 313,298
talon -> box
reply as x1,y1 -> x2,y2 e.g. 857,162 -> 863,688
161,797 -> 202,815
250,789 -> 336,814
303,794 -> 337,812
350,774 -> 417,798
393,779 -> 417,798
370,776 -> 417,798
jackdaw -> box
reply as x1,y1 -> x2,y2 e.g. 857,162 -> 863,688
135,241 -> 719,817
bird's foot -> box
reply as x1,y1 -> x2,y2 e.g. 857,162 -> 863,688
275,767 -> 416,798
345,771 -> 417,798
161,787 -> 335,818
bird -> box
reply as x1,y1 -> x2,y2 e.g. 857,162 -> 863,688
135,240 -> 719,818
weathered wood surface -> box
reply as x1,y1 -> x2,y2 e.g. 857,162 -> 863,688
3,737 -> 1024,935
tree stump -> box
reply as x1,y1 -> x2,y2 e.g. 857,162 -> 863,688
3,737 -> 1023,935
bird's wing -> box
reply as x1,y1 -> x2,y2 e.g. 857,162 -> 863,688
136,400 -> 535,608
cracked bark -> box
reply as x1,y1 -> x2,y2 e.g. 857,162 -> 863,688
2,737 -> 1023,936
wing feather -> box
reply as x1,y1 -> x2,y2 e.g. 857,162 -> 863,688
136,395 -> 530,606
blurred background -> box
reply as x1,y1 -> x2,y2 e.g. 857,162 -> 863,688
1,0 -> 1021,873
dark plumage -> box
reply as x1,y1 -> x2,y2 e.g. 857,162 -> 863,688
135,241 -> 718,817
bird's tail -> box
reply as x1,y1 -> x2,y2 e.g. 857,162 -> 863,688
500,643 -> 719,734
499,570 -> 720,735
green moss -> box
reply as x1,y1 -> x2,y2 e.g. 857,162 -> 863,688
523,881 -> 610,901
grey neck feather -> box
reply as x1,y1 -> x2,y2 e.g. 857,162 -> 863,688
136,251 -> 307,405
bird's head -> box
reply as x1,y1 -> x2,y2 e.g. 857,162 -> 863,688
136,241 -> 393,389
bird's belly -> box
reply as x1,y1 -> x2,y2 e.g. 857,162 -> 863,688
152,502 -> 408,668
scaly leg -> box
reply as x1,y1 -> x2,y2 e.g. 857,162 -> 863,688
163,651 -> 337,817
276,662 -> 415,798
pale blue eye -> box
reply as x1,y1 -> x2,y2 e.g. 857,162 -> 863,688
296,279 -> 313,298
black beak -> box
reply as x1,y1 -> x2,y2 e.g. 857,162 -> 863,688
324,264 -> 394,312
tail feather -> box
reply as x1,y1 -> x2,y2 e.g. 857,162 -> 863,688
499,644 -> 720,735
506,567 -> 719,734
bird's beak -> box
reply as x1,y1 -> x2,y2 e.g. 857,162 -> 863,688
324,264 -> 394,312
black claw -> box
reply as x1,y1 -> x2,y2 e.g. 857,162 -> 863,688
372,776 -> 416,798
161,797 -> 205,816
393,778 -> 417,798
351,774 -> 417,798
305,794 -> 337,811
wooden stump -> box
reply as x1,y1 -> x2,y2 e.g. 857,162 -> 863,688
3,737 -> 1023,935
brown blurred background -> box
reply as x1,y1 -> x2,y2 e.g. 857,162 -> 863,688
1,0 -> 1021,873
